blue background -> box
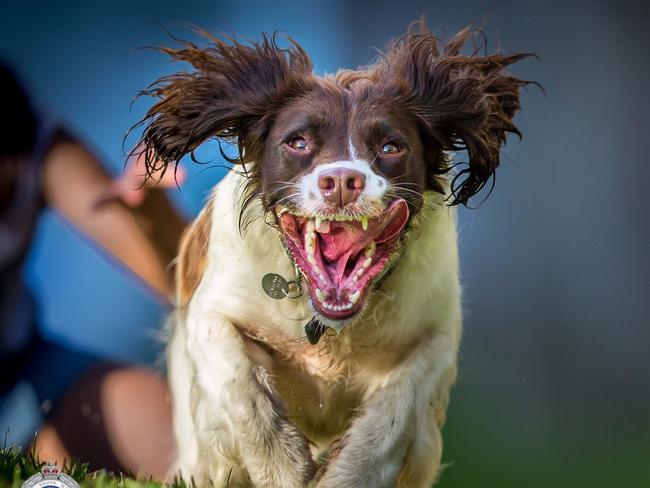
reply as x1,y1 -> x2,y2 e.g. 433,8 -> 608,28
1,1 -> 649,486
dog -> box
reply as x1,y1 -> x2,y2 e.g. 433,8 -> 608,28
136,24 -> 531,487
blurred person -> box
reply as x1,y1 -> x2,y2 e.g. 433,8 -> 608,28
0,60 -> 185,478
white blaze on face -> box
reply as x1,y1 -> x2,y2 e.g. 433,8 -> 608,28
348,135 -> 358,160
297,159 -> 389,211
297,138 -> 389,212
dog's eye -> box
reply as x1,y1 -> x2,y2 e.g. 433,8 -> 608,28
288,136 -> 308,151
381,142 -> 401,155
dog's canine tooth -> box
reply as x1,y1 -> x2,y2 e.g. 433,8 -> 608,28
360,216 -> 368,231
365,241 -> 376,257
315,217 -> 331,233
305,230 -> 318,268
349,290 -> 361,305
315,288 -> 328,303
306,220 -> 315,233
305,230 -> 316,249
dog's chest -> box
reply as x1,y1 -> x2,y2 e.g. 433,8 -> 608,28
268,338 -> 363,445
243,326 -> 408,447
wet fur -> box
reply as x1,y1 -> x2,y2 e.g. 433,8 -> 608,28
143,24 -> 531,488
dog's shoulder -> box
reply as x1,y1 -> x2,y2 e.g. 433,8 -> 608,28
175,170 -> 248,309
176,197 -> 214,308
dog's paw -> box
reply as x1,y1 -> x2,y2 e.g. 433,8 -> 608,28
269,419 -> 317,487
231,366 -> 316,487
310,435 -> 348,485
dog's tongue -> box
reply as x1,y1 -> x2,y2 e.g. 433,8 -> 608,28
319,199 -> 409,262
319,225 -> 368,261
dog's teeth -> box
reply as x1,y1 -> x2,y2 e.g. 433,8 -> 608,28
349,290 -> 361,305
362,257 -> 372,269
305,231 -> 316,251
315,288 -> 328,303
360,216 -> 368,231
356,269 -> 365,278
364,242 -> 376,258
315,217 -> 331,233
322,220 -> 331,233
306,235 -> 317,264
306,245 -> 315,259
306,220 -> 315,233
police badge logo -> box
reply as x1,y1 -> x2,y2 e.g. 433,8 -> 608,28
21,463 -> 80,488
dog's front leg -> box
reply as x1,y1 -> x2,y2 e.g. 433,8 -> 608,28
185,308 -> 315,488
315,333 -> 455,488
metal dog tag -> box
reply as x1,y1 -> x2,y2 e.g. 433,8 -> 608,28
304,317 -> 326,345
262,273 -> 289,299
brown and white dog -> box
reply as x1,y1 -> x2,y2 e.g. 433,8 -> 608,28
137,24 -> 531,488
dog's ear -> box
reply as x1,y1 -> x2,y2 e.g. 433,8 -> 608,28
133,31 -> 314,179
378,26 -> 535,205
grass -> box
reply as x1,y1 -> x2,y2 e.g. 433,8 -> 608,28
0,444 -> 187,488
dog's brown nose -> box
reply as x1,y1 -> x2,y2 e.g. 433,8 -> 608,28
318,168 -> 366,207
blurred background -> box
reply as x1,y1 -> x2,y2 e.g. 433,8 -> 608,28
0,0 -> 648,486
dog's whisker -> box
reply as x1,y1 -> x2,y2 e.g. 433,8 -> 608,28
148,21 -> 531,487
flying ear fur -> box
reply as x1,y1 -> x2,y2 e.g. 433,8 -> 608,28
378,25 -> 536,205
132,30 -> 314,180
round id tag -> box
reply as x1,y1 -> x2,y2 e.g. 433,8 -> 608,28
262,273 -> 290,299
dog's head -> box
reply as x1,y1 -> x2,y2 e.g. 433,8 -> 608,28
136,25 -> 532,324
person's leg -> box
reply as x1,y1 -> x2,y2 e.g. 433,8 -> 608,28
22,337 -> 174,479
33,364 -> 175,479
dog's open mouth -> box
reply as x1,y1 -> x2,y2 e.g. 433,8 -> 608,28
278,199 -> 409,320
